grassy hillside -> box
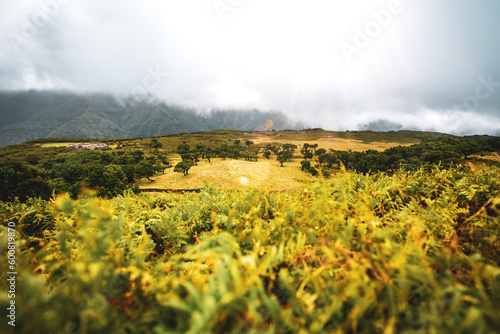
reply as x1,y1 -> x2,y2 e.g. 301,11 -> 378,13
126,129 -> 457,191
138,158 -> 314,191
0,129 -> 453,195
3,129 -> 499,199
132,129 -> 449,153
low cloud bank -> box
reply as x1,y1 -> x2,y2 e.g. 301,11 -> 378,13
301,108 -> 500,136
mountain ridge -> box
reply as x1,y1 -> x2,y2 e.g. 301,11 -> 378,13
0,90 -> 301,147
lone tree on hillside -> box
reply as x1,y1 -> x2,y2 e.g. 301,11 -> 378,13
149,138 -> 163,151
174,160 -> 194,176
277,154 -> 286,167
153,141 -> 163,151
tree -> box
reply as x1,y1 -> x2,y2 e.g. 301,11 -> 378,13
52,163 -> 83,183
177,142 -> 190,154
149,138 -> 158,151
250,151 -> 258,162
266,145 -> 278,154
181,153 -> 192,161
134,160 -> 155,181
315,148 -> 326,156
282,143 -> 297,153
192,152 -> 200,165
301,160 -> 311,171
131,150 -> 145,162
277,154 -> 286,167
308,166 -> 318,176
318,153 -> 337,168
84,163 -> 127,196
229,149 -> 240,160
100,165 -> 127,196
196,144 -> 207,158
0,159 -> 51,202
301,146 -> 313,159
122,164 -> 136,183
153,142 -> 163,151
282,150 -> 293,162
263,150 -> 272,159
26,155 -> 41,165
156,154 -> 169,165
153,164 -> 165,174
206,153 -> 212,163
83,162 -> 105,188
458,140 -> 480,159
353,151 -> 389,174
174,160 -> 193,176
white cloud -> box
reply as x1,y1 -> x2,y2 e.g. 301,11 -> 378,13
203,72 -> 262,109
319,108 -> 500,135
20,67 -> 73,90
0,0 -> 499,134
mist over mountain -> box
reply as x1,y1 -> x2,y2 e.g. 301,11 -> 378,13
0,90 -> 302,147
358,120 -> 404,132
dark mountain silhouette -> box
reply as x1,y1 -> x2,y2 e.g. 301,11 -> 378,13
0,90 -> 301,147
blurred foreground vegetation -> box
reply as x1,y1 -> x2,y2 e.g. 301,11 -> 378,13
1,165 -> 500,333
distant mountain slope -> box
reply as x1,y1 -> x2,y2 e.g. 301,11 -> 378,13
0,91 -> 302,147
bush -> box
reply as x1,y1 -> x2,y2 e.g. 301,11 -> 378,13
1,166 -> 499,332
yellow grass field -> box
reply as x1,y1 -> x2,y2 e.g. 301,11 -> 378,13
34,130 -> 442,191
248,135 -> 401,151
130,130 -> 442,191
131,129 -> 430,153
137,157 -> 317,191
133,130 -> 435,191
39,142 -> 74,148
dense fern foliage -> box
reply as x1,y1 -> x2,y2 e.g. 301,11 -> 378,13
1,166 -> 500,333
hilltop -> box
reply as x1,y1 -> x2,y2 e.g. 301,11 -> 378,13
4,128 -> 500,200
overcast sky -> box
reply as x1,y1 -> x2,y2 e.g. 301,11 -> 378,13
1,0 -> 499,135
